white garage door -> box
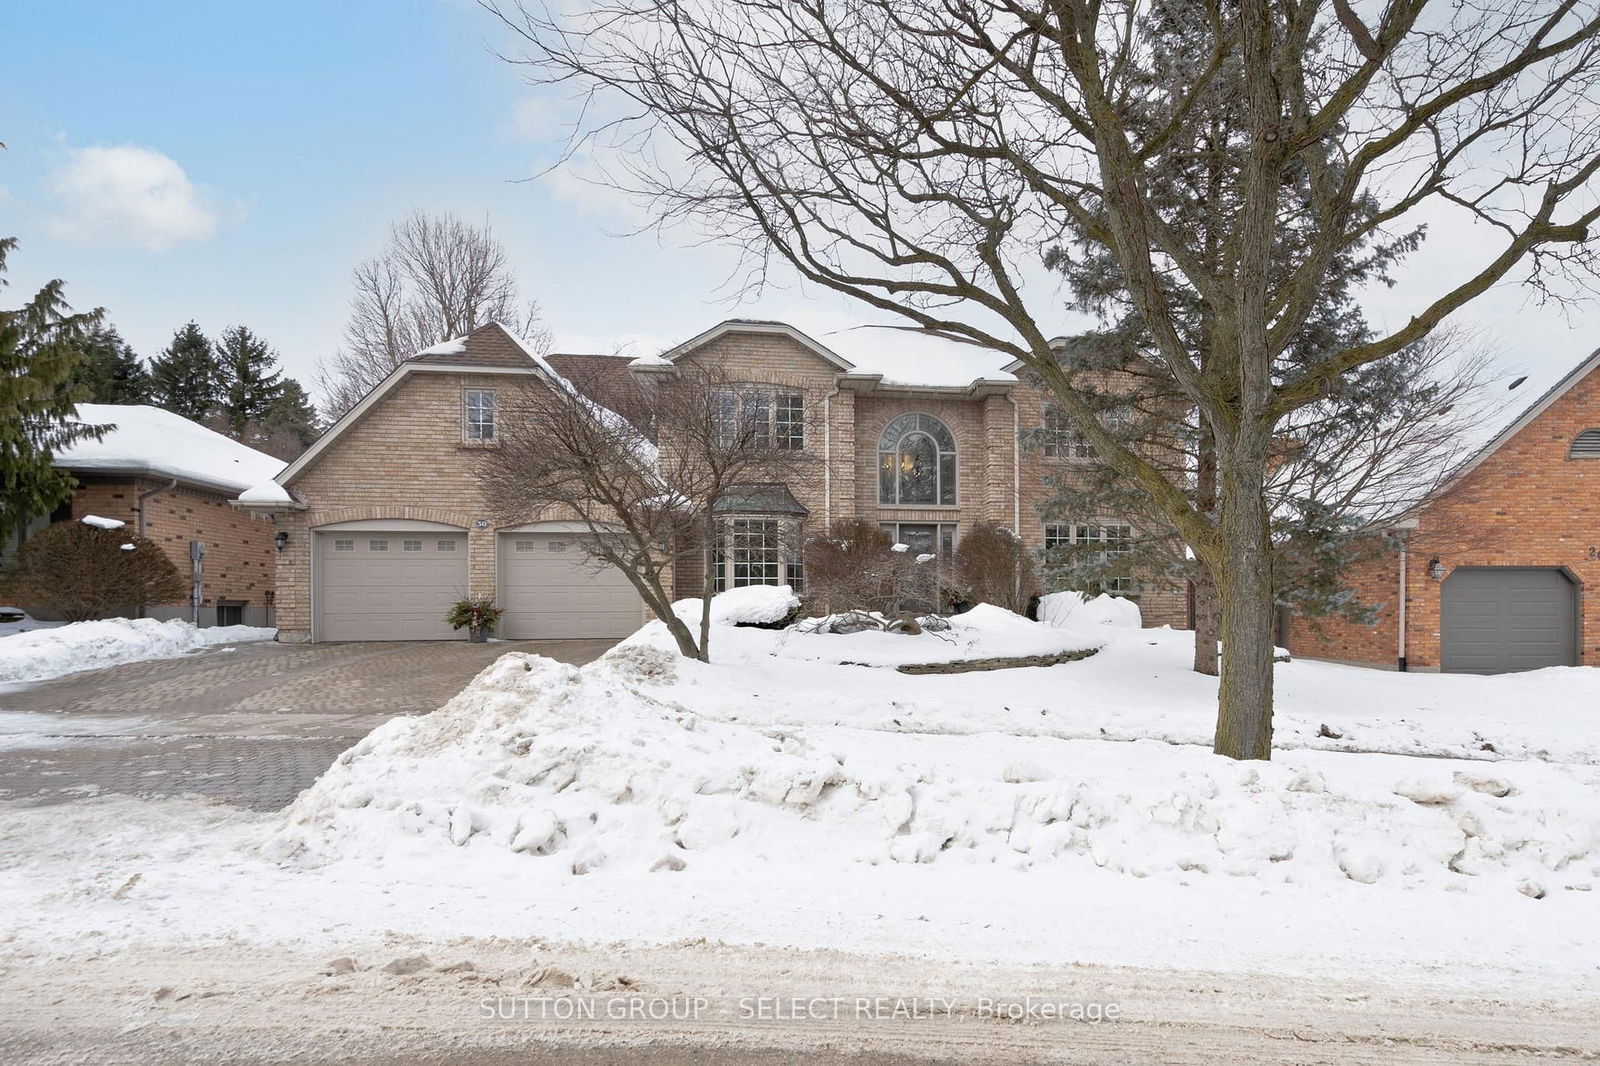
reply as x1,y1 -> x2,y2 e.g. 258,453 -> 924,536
498,532 -> 644,639
316,531 -> 468,641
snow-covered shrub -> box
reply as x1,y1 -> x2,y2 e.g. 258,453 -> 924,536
2,522 -> 186,621
1037,591 -> 1142,629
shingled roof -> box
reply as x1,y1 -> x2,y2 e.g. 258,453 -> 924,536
407,321 -> 544,369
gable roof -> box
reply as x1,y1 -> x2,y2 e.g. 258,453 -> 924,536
59,404 -> 284,495
658,319 -> 856,370
408,321 -> 545,369
269,322 -> 551,490
1428,344 -> 1600,501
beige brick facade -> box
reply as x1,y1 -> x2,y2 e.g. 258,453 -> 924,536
268,368 -> 540,641
253,321 -> 1192,640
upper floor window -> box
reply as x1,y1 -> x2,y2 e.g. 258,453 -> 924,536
711,386 -> 806,450
464,389 -> 497,441
878,413 -> 956,506
1042,404 -> 1133,460
1572,428 -> 1600,458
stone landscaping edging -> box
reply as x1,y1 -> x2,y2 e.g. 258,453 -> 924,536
838,647 -> 1101,674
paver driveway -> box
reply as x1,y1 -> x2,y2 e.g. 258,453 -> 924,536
0,638 -> 614,811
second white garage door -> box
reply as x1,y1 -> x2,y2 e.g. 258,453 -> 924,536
498,532 -> 644,639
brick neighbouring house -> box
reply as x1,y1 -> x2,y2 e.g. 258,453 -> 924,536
235,319 -> 1190,643
3,404 -> 284,626
1288,347 -> 1600,674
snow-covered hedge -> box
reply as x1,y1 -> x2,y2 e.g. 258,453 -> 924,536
1037,590 -> 1142,629
672,584 -> 801,627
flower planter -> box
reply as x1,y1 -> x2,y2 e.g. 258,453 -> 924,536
468,627 -> 489,644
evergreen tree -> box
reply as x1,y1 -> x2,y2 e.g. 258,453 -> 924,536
257,378 -> 321,459
214,325 -> 283,439
71,322 -> 151,404
149,322 -> 222,422
0,237 -> 111,544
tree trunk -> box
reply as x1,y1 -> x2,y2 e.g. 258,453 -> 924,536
1212,455 -> 1276,761
1192,420 -> 1220,675
1191,567 -> 1221,676
697,513 -> 716,663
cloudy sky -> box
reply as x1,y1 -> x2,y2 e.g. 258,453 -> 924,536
6,0 -> 1597,406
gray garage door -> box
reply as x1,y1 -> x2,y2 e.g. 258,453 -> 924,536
316,531 -> 468,641
1440,567 -> 1578,674
499,532 -> 643,639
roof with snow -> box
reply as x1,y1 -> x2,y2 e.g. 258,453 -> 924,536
58,404 -> 285,496
407,321 -> 546,370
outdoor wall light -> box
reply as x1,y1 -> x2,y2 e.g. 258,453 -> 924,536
275,531 -> 289,552
1427,557 -> 1444,580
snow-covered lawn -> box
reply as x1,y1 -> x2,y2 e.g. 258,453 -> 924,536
1,603 -> 1596,1003
0,617 -> 276,685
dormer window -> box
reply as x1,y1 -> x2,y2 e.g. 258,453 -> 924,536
464,389 -> 497,441
1572,428 -> 1600,458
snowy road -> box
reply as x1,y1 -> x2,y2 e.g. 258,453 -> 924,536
0,939 -> 1590,1065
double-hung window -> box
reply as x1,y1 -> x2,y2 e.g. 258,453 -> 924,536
1044,522 -> 1134,594
711,387 -> 806,449
464,389 -> 497,442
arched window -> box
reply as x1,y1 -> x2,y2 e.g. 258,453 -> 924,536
1572,428 -> 1600,459
878,413 -> 957,505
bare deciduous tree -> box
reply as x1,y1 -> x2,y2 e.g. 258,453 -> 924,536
319,210 -> 550,416
489,0 -> 1600,758
477,361 -> 818,661
1035,327 -> 1502,674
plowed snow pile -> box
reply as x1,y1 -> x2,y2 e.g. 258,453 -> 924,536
270,643 -> 1598,898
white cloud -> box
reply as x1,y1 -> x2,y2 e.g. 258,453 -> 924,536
47,145 -> 219,251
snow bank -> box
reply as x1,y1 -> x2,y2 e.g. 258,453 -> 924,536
80,514 -> 126,530
1038,591 -> 1142,629
270,645 -> 1599,899
672,585 -> 800,627
0,618 -> 276,684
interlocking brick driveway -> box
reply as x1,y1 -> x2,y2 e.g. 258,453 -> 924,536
0,638 -> 614,811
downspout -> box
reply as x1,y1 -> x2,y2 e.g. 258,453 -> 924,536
135,478 -> 178,537
1008,392 -> 1021,531
822,380 -> 842,527
1390,519 -> 1418,672
1397,541 -> 1408,672
134,478 -> 179,620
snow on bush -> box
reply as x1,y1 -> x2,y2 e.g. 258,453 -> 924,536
1038,590 -> 1142,629
267,645 -> 1598,896
0,617 -> 276,684
673,584 -> 801,627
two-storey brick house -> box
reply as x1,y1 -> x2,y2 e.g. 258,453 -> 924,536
240,319 -> 1187,642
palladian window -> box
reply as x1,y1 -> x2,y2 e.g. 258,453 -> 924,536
877,413 -> 957,506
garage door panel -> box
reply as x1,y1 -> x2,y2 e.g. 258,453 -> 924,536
1441,567 -> 1576,674
316,532 -> 467,641
499,533 -> 644,640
